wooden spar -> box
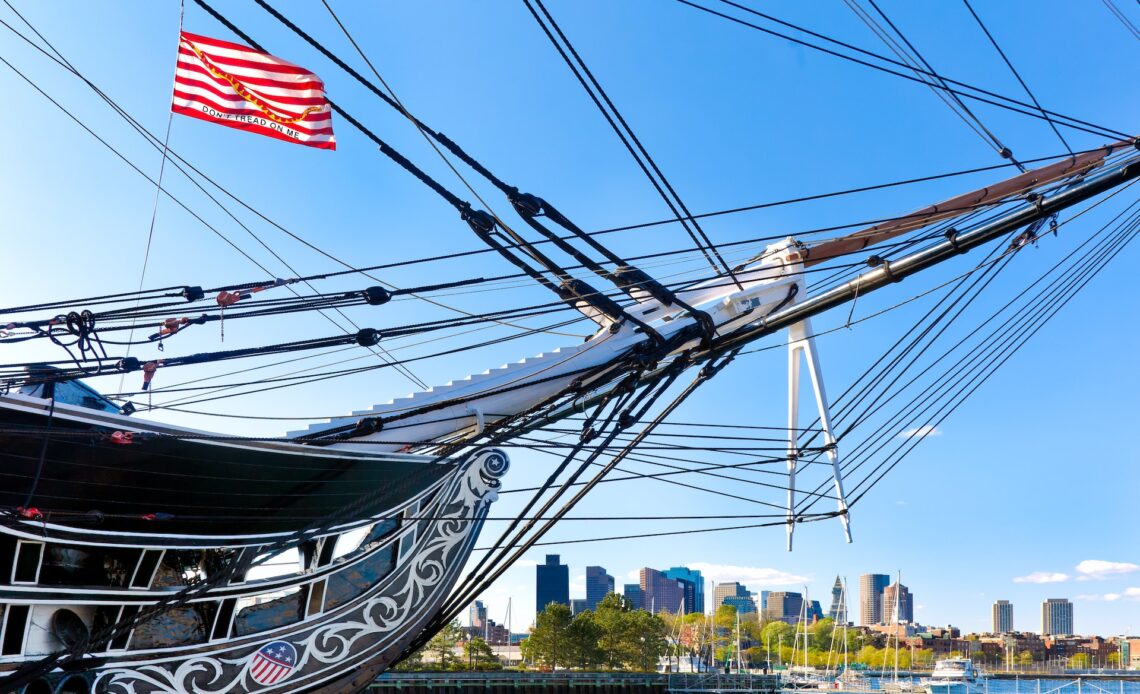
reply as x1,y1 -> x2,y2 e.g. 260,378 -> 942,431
800,139 -> 1134,267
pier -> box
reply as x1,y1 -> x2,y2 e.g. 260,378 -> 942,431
369,672 -> 782,694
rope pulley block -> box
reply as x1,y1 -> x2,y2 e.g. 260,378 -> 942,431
355,328 -> 382,347
361,286 -> 391,306
15,506 -> 43,521
460,205 -> 496,238
349,416 -> 383,438
507,189 -> 544,218
141,361 -> 162,390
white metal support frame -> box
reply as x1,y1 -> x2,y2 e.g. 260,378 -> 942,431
785,302 -> 852,551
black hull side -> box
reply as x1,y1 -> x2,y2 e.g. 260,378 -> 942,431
0,395 -> 450,537
0,448 -> 510,694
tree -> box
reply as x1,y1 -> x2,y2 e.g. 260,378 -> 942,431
856,645 -> 885,669
1018,650 -> 1034,668
594,593 -> 634,669
760,620 -> 795,664
464,637 -> 502,671
1068,653 -> 1089,669
566,611 -> 604,669
394,646 -> 425,671
628,609 -> 670,671
678,611 -> 708,654
809,618 -> 835,652
522,603 -> 573,670
426,620 -> 464,670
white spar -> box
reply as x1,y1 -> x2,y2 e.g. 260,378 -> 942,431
296,237 -> 852,544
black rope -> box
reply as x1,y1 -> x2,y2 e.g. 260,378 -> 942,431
524,0 -> 741,287
960,0 -> 1073,154
793,198 -> 1140,516
787,193 -> 1137,515
864,0 -> 1024,170
845,211 -> 1140,506
679,0 -> 1130,140
1100,0 -> 1140,41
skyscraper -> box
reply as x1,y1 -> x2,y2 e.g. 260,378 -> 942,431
859,573 -> 890,625
764,591 -> 804,625
585,566 -> 615,611
469,600 -> 487,631
713,582 -> 752,612
535,554 -> 569,614
570,599 -> 587,615
827,576 -> 847,623
640,567 -> 685,614
721,595 -> 757,615
1041,598 -> 1073,636
663,567 -> 705,614
759,590 -> 770,612
809,600 -> 824,622
623,583 -> 643,610
993,600 -> 1013,633
882,582 -> 913,624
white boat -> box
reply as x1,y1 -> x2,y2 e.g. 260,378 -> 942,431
784,665 -> 828,689
922,658 -> 986,694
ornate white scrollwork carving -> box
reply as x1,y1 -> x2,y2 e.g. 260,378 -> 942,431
97,448 -> 508,694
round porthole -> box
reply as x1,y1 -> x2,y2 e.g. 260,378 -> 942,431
51,609 -> 90,648
21,679 -> 52,694
57,675 -> 91,694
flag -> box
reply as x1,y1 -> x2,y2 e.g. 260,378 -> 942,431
173,31 -> 335,150
248,640 -> 298,685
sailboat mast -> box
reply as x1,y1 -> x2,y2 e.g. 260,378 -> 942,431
842,578 -> 849,674
894,570 -> 901,683
803,586 -> 810,669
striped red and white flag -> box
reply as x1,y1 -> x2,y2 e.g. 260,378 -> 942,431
172,31 -> 335,150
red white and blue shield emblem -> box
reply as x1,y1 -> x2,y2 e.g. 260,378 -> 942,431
249,640 -> 298,685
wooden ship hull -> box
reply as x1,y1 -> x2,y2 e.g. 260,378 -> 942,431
0,393 -> 509,693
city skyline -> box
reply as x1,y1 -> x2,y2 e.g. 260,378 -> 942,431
502,554 -> 1137,637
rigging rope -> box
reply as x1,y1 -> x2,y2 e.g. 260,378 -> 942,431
524,0 -> 740,287
959,0 -> 1073,154
679,0 -> 1130,140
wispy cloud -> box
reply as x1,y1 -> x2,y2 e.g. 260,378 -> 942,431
1125,587 -> 1140,599
1013,571 -> 1069,584
687,562 -> 809,586
1074,560 -> 1140,581
1076,593 -> 1121,602
898,425 -> 942,439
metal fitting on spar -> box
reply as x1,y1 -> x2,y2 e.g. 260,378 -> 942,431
867,255 -> 901,283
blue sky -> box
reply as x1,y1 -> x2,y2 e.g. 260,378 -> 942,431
0,1 -> 1137,636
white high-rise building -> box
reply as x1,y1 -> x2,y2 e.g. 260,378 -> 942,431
1041,598 -> 1073,636
992,600 -> 1013,633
